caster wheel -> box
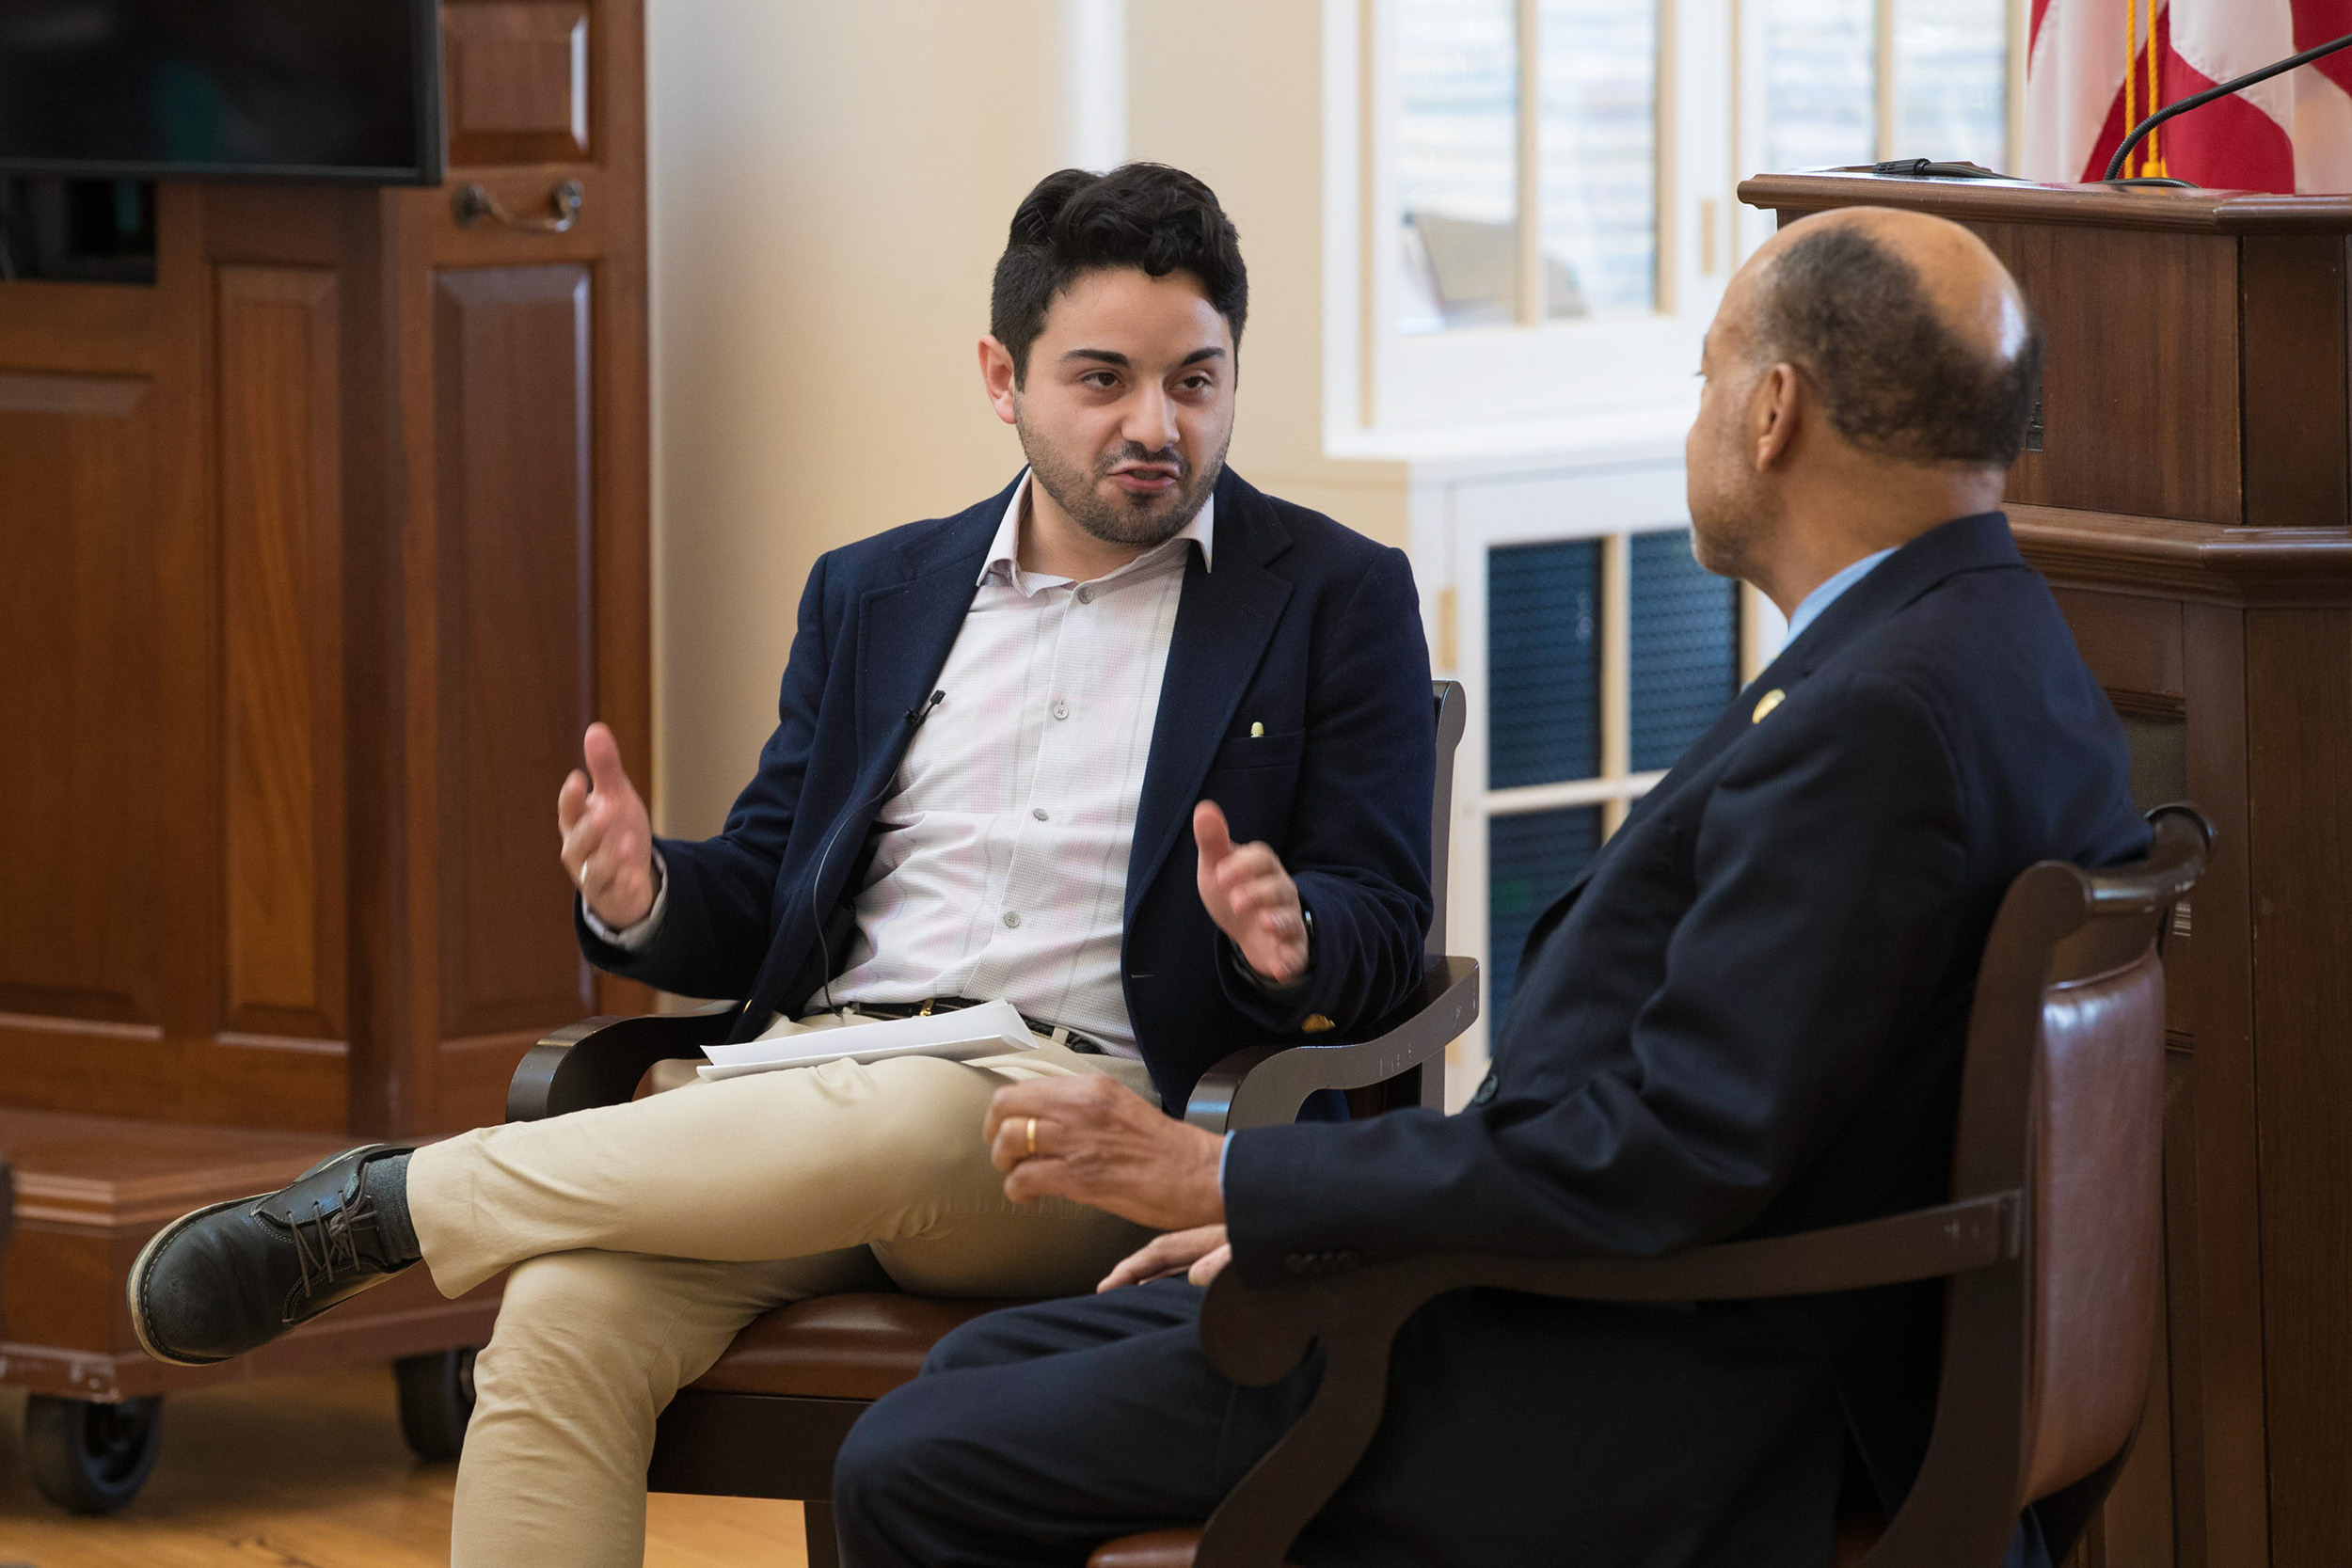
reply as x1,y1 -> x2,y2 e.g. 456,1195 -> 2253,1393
395,1347 -> 478,1462
24,1392 -> 163,1514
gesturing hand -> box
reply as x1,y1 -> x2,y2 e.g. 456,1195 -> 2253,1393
557,722 -> 657,928
1097,1225 -> 1233,1292
1194,800 -> 1309,983
984,1075 -> 1225,1232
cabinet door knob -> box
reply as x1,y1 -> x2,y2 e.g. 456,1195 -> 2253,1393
453,178 -> 584,234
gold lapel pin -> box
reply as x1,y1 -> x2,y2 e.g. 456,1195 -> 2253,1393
1752,689 -> 1786,723
1249,721 -> 1265,737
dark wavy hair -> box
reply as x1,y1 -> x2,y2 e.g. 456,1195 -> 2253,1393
1756,219 -> 2044,466
991,164 -> 1248,384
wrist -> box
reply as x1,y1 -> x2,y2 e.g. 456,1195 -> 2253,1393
1187,1132 -> 1228,1225
1237,904 -> 1314,990
584,847 -> 665,942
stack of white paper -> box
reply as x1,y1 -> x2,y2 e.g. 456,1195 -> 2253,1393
694,999 -> 1037,1082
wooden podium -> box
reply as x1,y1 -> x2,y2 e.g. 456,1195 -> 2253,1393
1744,172 -> 2352,1568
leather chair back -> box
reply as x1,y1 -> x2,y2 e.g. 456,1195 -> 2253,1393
2021,942 -> 2166,1501
1869,802 -> 2208,1568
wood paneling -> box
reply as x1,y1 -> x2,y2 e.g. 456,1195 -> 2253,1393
2178,597 -> 2267,1568
0,0 -> 648,1448
2244,608 -> 2352,1565
0,372 -> 159,1026
2241,236 -> 2350,531
217,266 -> 345,1041
431,265 -> 596,1044
1981,224 -> 2242,526
2051,589 -> 2185,711
443,2 -> 593,166
0,1020 -> 343,1132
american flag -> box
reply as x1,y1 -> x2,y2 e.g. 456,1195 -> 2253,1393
2024,0 -> 2352,192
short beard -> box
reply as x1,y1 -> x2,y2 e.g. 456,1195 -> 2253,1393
1017,415 -> 1229,550
1690,506 -> 1760,579
1688,460 -> 1776,584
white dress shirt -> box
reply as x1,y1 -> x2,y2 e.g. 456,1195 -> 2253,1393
594,473 -> 1212,1058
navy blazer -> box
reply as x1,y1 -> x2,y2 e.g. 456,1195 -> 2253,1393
1222,515 -> 2148,1565
579,468 -> 1436,1111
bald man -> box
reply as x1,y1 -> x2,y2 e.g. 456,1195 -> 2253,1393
827,208 -> 2149,1568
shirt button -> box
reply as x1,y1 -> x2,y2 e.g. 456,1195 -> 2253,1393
1076,585 -> 1095,605
1032,806 -> 1050,821
1002,911 -> 1022,928
1052,700 -> 1070,720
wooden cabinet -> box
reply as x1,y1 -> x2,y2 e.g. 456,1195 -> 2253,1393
0,0 -> 650,1417
0,0 -> 649,1140
1746,174 -> 2352,1568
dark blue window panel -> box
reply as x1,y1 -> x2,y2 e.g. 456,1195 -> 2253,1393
1488,538 -> 1600,788
1629,529 -> 1739,772
1486,805 -> 1601,1025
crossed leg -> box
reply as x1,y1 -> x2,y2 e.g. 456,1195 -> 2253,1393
412,1030 -> 1154,1568
453,1247 -> 885,1566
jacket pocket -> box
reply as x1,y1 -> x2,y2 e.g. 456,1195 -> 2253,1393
1209,726 -> 1306,772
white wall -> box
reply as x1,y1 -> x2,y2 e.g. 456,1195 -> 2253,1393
646,1 -> 1073,835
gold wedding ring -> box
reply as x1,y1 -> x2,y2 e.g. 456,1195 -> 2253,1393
1026,1117 -> 1038,1158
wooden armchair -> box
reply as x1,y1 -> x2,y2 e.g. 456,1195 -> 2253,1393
505,682 -> 1479,1566
1090,803 -> 2211,1568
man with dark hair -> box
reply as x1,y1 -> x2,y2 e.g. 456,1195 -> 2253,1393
832,206 -> 2145,1568
126,162 -> 1436,1567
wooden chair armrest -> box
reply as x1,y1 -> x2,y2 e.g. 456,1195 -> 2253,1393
506,1000 -> 743,1121
1183,1190 -> 2021,1568
1184,957 -> 1480,1134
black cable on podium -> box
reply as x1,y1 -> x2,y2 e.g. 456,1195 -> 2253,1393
2106,30 -> 2352,183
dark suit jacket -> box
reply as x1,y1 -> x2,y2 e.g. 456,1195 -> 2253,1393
579,467 -> 1436,1111
1222,514 -> 2148,1565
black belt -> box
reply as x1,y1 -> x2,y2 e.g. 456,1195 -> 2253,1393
826,997 -> 1109,1054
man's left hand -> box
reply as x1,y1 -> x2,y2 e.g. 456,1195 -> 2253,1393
1195,800 -> 1309,983
1097,1225 -> 1232,1292
986,1075 -> 1225,1231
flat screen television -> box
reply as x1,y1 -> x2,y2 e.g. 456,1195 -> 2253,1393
0,1 -> 442,184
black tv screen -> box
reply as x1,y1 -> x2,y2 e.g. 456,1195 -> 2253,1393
0,1 -> 441,183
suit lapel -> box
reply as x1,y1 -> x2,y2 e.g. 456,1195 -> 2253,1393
852,484 -> 1009,758
1126,473 -> 1295,915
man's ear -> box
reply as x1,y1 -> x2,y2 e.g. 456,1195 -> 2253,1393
978,336 -> 1021,426
1749,361 -> 1804,473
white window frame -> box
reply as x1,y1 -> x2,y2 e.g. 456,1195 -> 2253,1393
1730,0 -> 2031,259
1325,0 -> 1736,450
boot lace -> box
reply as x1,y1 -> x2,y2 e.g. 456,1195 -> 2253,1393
286,1192 -> 379,1308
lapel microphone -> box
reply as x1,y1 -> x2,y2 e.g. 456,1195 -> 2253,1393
908,689 -> 946,727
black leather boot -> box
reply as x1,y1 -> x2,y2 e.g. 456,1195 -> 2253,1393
128,1144 -> 421,1367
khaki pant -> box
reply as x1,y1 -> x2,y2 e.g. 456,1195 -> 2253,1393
406,1014 -> 1155,1568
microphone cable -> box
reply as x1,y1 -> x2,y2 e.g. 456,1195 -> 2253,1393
805,689 -> 945,1013
2106,29 -> 2352,182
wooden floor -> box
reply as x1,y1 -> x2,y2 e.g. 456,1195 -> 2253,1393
0,1368 -> 808,1567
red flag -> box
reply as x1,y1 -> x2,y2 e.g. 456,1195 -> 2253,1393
2025,0 -> 2352,192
